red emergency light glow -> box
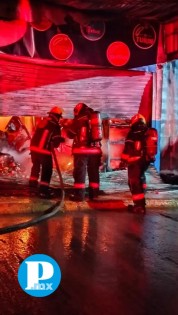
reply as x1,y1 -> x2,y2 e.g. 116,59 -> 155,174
106,41 -> 130,66
31,19 -> 52,31
49,34 -> 74,61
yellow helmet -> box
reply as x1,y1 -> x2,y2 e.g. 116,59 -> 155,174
131,113 -> 146,126
49,106 -> 64,116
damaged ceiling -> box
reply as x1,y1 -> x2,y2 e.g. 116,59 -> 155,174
1,0 -> 178,24
40,0 -> 178,23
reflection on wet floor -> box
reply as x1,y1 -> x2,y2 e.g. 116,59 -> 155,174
0,211 -> 178,314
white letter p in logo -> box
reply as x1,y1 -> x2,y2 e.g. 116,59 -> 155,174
25,261 -> 54,290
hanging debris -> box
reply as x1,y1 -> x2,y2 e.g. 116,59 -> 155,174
0,116 -> 31,177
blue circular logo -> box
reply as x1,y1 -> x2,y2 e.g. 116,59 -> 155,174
18,254 -> 61,297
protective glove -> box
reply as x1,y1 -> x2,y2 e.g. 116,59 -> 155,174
119,160 -> 127,170
59,136 -> 65,143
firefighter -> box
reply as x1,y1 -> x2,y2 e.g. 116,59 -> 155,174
67,103 -> 102,201
121,114 -> 150,214
29,106 -> 65,198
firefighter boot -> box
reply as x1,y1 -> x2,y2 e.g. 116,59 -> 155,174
88,187 -> 99,200
39,186 -> 55,199
29,179 -> 38,189
69,189 -> 85,202
29,180 -> 38,196
133,205 -> 146,214
128,203 -> 146,214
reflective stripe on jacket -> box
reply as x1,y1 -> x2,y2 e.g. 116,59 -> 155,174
72,147 -> 102,155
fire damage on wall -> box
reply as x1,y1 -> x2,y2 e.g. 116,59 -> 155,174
0,116 -> 32,176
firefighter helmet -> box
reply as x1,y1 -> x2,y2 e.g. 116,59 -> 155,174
131,114 -> 146,126
48,106 -> 63,116
74,103 -> 87,116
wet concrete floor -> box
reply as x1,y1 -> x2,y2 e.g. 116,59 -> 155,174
0,209 -> 178,315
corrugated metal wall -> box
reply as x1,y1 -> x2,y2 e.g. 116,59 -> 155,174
160,61 -> 178,174
0,54 -> 152,118
153,61 -> 178,175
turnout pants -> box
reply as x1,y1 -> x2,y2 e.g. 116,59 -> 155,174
128,157 -> 150,207
29,152 -> 53,193
73,153 -> 101,199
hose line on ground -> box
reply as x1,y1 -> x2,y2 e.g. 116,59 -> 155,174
0,146 -> 65,235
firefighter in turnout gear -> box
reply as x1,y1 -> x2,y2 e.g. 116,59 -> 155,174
67,103 -> 102,201
121,113 -> 156,214
29,106 -> 65,198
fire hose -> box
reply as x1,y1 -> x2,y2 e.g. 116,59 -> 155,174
0,146 -> 65,235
